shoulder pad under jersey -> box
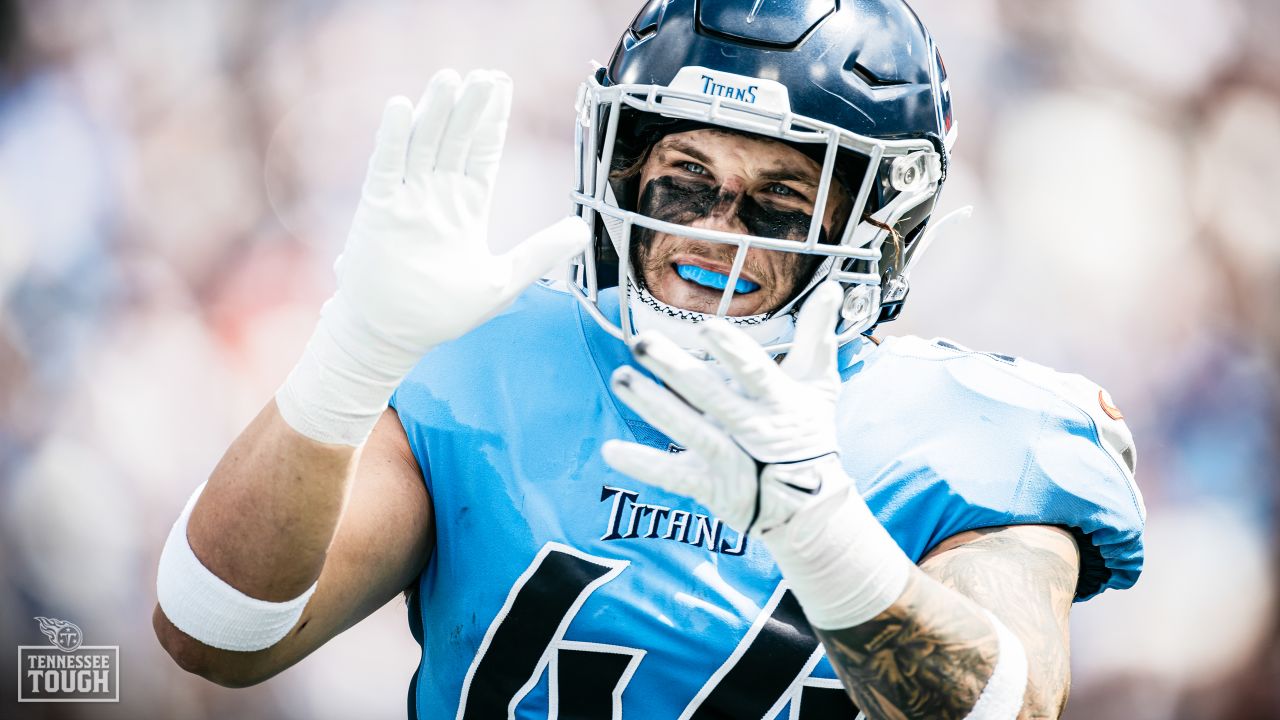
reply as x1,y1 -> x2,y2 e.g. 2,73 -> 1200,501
839,335 -> 1145,600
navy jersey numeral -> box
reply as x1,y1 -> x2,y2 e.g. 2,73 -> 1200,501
456,543 -> 630,719
551,642 -> 645,719
457,543 -> 859,719
683,585 -> 858,718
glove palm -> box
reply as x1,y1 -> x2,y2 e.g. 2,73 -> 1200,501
602,282 -> 852,535
278,69 -> 587,445
333,69 -> 587,371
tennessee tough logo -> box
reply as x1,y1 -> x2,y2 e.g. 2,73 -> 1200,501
35,616 -> 83,653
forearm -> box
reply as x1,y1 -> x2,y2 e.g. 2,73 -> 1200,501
815,525 -> 1080,720
186,400 -> 358,600
754,483 -> 1043,719
815,568 -> 1000,719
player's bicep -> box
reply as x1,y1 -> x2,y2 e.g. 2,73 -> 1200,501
289,406 -> 434,645
918,524 -> 1079,718
155,407 -> 433,687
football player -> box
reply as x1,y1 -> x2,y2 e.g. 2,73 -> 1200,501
154,1 -> 1145,718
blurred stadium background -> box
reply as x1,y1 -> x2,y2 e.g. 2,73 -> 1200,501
1,0 -> 1277,718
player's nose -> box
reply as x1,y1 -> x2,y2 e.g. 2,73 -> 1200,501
691,177 -> 748,234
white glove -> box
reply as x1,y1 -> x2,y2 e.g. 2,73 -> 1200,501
602,282 -> 849,534
602,283 -> 913,629
277,69 -> 589,446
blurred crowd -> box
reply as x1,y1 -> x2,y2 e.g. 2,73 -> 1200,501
0,1 -> 1277,718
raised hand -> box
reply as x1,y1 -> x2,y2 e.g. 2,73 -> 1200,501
601,282 -> 850,535
278,69 -> 589,446
334,68 -> 588,361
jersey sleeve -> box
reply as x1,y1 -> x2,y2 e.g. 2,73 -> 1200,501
842,336 -> 1145,601
1006,350 -> 1143,599
388,381 -> 435,495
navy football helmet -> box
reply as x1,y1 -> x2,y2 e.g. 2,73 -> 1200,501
569,0 -> 956,352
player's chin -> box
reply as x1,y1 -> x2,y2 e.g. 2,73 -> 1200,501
646,265 -> 780,317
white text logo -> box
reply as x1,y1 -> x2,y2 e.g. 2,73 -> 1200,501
19,617 -> 119,703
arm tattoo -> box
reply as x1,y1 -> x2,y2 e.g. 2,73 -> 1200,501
814,526 -> 1079,720
922,527 -> 1079,718
816,571 -> 998,719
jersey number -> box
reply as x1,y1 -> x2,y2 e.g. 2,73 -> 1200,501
455,543 -> 859,719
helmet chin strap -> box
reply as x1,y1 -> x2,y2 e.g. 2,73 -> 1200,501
627,280 -> 797,358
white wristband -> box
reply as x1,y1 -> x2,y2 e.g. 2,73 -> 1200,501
276,295 -> 417,447
963,610 -> 1029,720
156,483 -> 318,652
762,485 -> 912,630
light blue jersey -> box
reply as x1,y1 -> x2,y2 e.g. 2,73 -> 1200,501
390,283 -> 1144,719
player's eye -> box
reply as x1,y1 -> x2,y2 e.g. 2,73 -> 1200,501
680,161 -> 709,176
764,183 -> 810,204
